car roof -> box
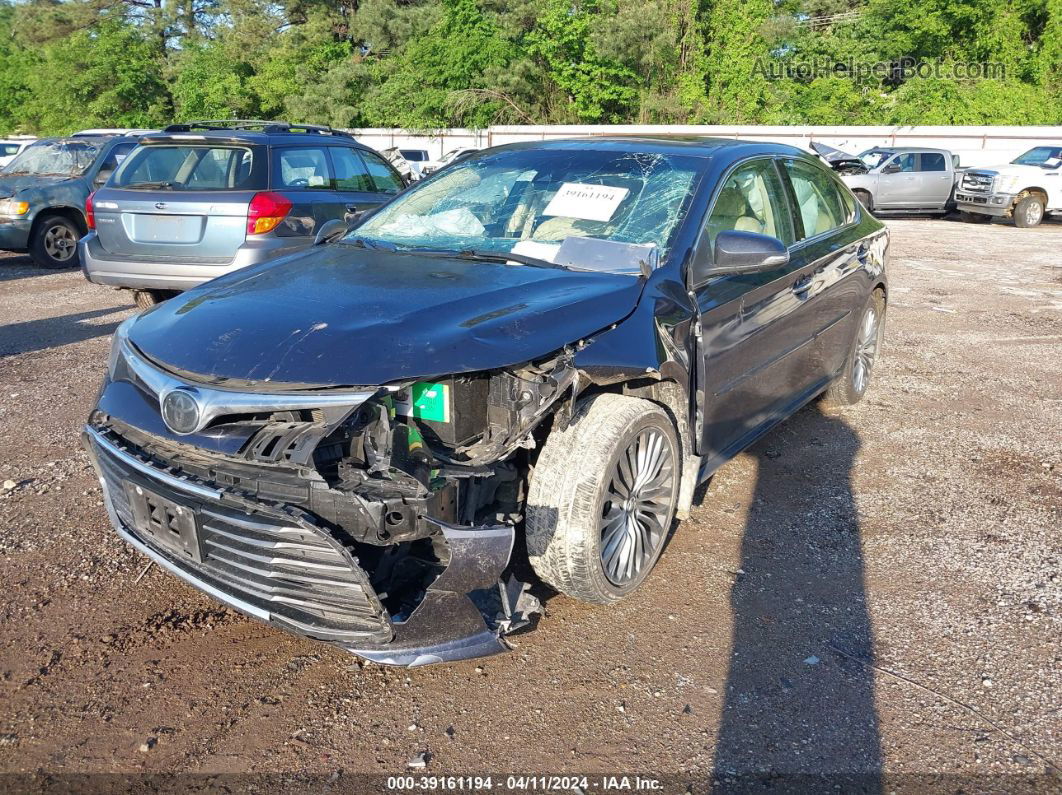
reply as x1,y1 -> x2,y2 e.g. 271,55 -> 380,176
862,146 -> 951,154
138,129 -> 373,149
488,136 -> 810,160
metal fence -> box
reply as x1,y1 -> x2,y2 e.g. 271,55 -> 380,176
349,124 -> 1062,169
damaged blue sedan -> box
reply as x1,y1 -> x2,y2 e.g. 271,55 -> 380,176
83,137 -> 888,666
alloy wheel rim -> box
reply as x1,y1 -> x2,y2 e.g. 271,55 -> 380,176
1026,201 -> 1043,225
600,427 -> 675,586
852,306 -> 880,394
44,224 -> 76,261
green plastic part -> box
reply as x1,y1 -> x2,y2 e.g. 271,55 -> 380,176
409,382 -> 450,423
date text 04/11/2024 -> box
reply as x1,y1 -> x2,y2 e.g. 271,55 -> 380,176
385,776 -> 664,791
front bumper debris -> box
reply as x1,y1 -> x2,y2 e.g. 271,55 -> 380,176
83,425 -> 540,666
0,217 -> 31,250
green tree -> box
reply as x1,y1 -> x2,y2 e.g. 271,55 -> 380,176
704,0 -> 781,123
19,16 -> 169,134
525,0 -> 638,122
362,0 -> 515,128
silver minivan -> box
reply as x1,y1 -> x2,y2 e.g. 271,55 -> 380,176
81,121 -> 406,307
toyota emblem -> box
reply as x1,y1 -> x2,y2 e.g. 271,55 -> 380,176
161,388 -> 202,435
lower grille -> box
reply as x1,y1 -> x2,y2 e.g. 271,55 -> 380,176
89,429 -> 392,646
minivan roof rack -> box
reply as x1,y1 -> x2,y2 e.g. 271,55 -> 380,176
162,120 -> 354,138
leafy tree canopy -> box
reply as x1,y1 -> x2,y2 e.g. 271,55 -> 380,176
0,0 -> 1057,135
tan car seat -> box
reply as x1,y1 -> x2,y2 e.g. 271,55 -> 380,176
710,186 -> 765,238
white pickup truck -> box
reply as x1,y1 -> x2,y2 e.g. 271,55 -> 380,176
955,145 -> 1062,227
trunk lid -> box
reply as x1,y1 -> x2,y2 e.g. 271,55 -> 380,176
92,189 -> 255,264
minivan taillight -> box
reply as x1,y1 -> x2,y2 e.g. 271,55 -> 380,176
85,191 -> 96,230
247,192 -> 293,235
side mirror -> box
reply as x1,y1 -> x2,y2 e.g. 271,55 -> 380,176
881,163 -> 901,174
690,230 -> 789,284
94,169 -> 113,187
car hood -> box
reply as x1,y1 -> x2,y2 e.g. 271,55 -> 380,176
0,174 -> 75,196
970,164 -> 1054,178
128,245 -> 645,387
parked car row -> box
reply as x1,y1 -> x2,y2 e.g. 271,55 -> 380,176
813,142 -> 1061,227
0,121 -> 410,307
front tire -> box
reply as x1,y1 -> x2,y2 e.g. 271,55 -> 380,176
1013,194 -> 1045,228
822,289 -> 886,409
527,394 -> 680,605
30,215 -> 81,269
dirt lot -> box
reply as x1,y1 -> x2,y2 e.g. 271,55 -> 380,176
0,218 -> 1059,790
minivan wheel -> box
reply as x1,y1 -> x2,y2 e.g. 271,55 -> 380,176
822,288 -> 886,408
526,394 -> 680,605
1013,194 -> 1045,228
30,215 -> 81,269
133,289 -> 177,310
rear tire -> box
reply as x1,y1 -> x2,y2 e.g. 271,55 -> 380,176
133,289 -> 177,310
822,289 -> 886,409
526,394 -> 680,605
1012,194 -> 1045,228
959,211 -> 992,224
30,215 -> 81,269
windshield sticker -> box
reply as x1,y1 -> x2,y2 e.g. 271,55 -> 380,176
544,183 -> 630,222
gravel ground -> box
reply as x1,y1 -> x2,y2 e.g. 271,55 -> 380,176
0,217 -> 1059,791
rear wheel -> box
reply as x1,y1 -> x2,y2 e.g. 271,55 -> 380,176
822,289 -> 886,409
1013,193 -> 1045,228
527,394 -> 680,604
30,215 -> 81,269
133,289 -> 177,310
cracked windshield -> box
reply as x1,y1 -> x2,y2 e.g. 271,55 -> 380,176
352,148 -> 703,274
1,140 -> 101,176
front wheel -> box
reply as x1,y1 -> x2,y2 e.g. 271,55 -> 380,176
527,394 -> 680,604
30,215 -> 81,269
822,289 -> 886,409
1013,194 -> 1045,228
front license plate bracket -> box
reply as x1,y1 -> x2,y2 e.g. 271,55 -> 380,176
125,482 -> 202,564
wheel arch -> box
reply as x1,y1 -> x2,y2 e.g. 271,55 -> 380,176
30,205 -> 88,240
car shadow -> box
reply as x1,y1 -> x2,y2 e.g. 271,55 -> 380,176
710,401 -> 882,790
0,306 -> 128,357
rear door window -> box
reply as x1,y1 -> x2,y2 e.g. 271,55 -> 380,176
918,152 -> 947,172
329,147 -> 374,191
112,145 -> 265,190
359,150 -> 404,194
274,147 -> 331,189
